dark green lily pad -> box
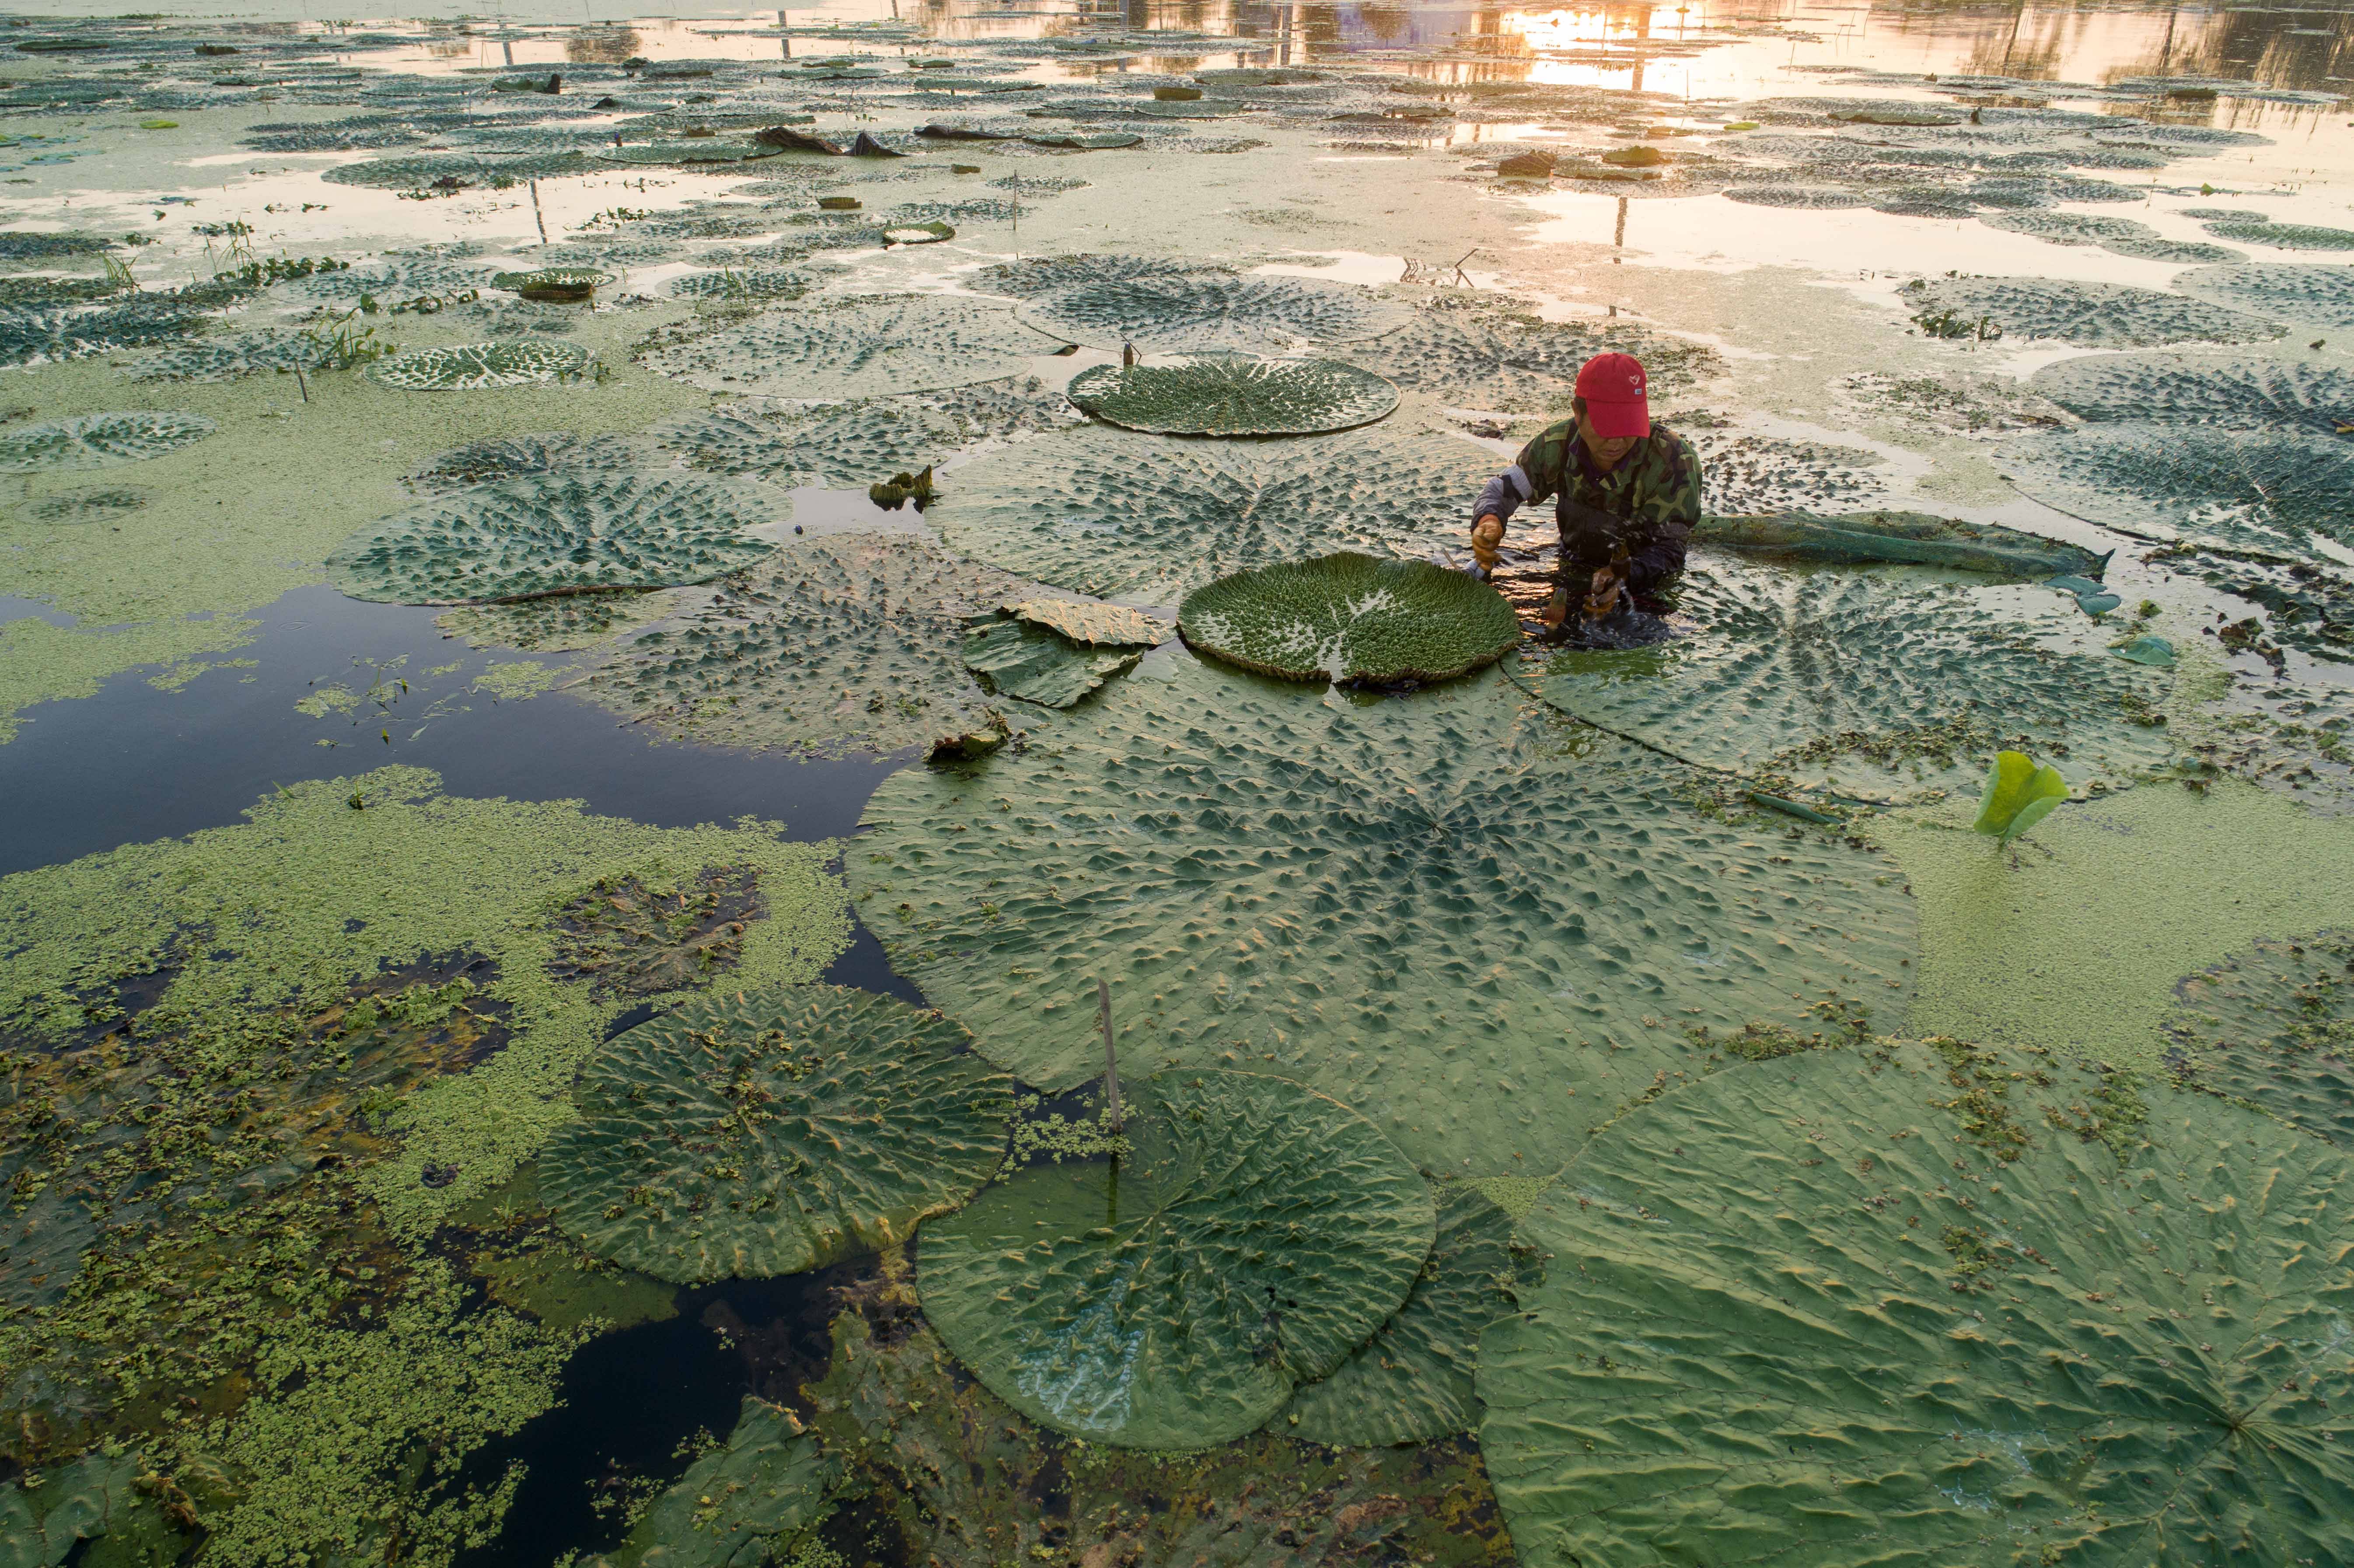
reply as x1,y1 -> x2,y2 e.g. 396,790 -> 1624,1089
1997,421 -> 2354,557
919,1069 -> 1435,1449
1067,355 -> 1398,436
640,297 -> 1047,398
326,473 -> 776,605
1526,557 -> 2175,800
1477,1038 -> 2354,1568
2180,263 -> 2354,330
1901,275 -> 2280,348
848,656 -> 1918,1178
2166,930 -> 2354,1148
1016,269 -> 1406,353
366,339 -> 594,390
935,423 -> 1491,601
1179,553 -> 1521,684
2205,219 -> 2354,251
322,150 -> 599,189
545,984 -> 1014,1285
1280,1184 -> 1520,1448
2029,351 -> 2353,436
405,432 -> 656,493
594,1397 -> 835,1568
1350,298 -> 1723,412
0,410 -> 216,471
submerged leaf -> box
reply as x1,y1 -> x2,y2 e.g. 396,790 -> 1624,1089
592,1397 -> 834,1568
919,1069 -> 1435,1449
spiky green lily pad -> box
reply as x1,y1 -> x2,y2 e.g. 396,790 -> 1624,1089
2029,351 -> 2352,436
2165,930 -> 2354,1148
366,339 -> 594,391
1997,422 -> 2354,558
962,618 -> 1140,708
594,1397 -> 835,1568
545,984 -> 1014,1285
2180,262 -> 2354,329
321,150 -> 598,189
640,297 -> 1048,398
667,269 -> 813,301
1016,270 -> 1406,353
120,331 -> 338,383
0,1447 -> 155,1568
919,1069 -> 1435,1449
1477,1038 -> 2354,1568
1280,1184 -> 1519,1448
490,267 -> 610,302
326,473 -> 776,605
1180,553 -> 1521,684
0,410 -> 216,471
406,432 -> 657,492
582,533 -> 1030,758
1524,557 -> 2175,800
1350,300 -> 1723,412
652,400 -> 963,488
848,656 -> 1917,1178
2204,218 -> 2354,251
1900,275 -> 2280,348
1066,355 -> 1398,435
936,423 -> 1491,601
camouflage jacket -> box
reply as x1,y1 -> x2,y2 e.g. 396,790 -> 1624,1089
1474,421 -> 1702,593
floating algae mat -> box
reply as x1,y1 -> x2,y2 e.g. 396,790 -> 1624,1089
1523,555 -> 2176,799
3,6 -> 2353,1565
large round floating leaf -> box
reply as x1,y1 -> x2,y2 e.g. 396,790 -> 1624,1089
935,423 -> 1491,601
366,339 -> 595,391
321,150 -> 598,189
639,297 -> 1048,398
2029,350 -> 2354,435
0,410 -> 216,471
1477,1038 -> 2354,1568
120,330 -> 339,383
2205,218 -> 2354,251
1349,298 -> 1724,412
1902,275 -> 2280,348
406,431 -> 657,492
545,984 -> 1014,1285
1723,185 -> 1873,209
582,533 -> 1031,758
1997,421 -> 2354,557
970,253 -> 1215,299
1280,1184 -> 1519,1448
1523,556 -> 2176,799
1016,270 -> 1407,353
326,473 -> 777,605
1066,354 -> 1398,436
918,1068 -> 1435,1449
667,268 -> 814,302
594,1397 -> 834,1568
2180,262 -> 2354,330
2165,930 -> 2354,1148
651,399 -> 964,488
848,656 -> 1918,1178
1179,552 -> 1520,684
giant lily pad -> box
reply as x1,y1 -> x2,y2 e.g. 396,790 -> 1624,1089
1997,421 -> 2354,558
1280,1184 -> 1520,1448
0,410 -> 215,471
1901,275 -> 2280,348
935,423 -> 1491,601
2029,351 -> 2354,436
962,618 -> 1140,708
1180,553 -> 1521,684
1477,1037 -> 2354,1568
2180,262 -> 2354,330
652,399 -> 964,487
918,1069 -> 1436,1449
405,432 -> 657,492
1015,269 -> 1405,353
326,473 -> 777,605
595,1397 -> 835,1568
1524,557 -> 2175,800
545,984 -> 1015,1285
2165,930 -> 2354,1148
1066,355 -> 1398,435
848,655 -> 1918,1179
1350,299 -> 1724,412
322,150 -> 598,189
366,339 -> 594,390
582,533 -> 1030,758
2204,218 -> 2354,251
639,297 -> 1048,398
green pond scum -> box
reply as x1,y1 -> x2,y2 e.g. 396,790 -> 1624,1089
2,3 -> 2353,1566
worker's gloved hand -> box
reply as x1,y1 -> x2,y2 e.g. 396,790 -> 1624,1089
1543,585 -> 1570,629
1470,514 -> 1505,573
1584,566 -> 1626,620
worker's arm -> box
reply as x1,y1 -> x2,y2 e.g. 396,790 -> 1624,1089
1620,433 -> 1703,596
1470,427 -> 1569,565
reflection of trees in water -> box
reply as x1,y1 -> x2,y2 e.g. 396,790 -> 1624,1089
2117,3 -> 2354,92
566,28 -> 641,64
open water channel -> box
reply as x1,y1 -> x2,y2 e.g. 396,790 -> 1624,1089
2,0 -> 2352,1565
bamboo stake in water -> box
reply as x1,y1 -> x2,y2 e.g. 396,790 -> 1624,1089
1096,978 -> 1122,1131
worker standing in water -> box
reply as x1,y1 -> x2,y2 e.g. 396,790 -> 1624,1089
1468,352 -> 1701,629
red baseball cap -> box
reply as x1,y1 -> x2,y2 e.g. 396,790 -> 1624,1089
1574,351 -> 1650,439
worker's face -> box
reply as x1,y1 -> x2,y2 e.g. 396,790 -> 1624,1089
1577,410 -> 1638,471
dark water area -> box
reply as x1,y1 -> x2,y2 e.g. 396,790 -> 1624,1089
0,584 -> 908,875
